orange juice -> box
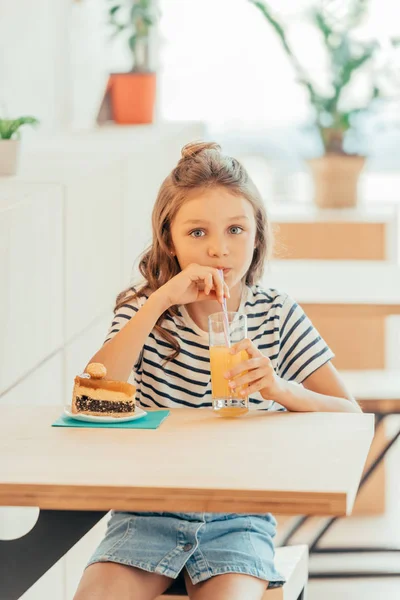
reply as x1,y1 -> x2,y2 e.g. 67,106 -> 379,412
209,346 -> 249,417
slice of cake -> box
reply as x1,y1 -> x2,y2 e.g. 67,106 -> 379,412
72,363 -> 136,417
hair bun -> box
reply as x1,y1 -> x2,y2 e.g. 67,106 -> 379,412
181,141 -> 221,160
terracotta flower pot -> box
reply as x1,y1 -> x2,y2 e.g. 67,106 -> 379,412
0,140 -> 20,176
108,72 -> 156,125
308,154 -> 366,208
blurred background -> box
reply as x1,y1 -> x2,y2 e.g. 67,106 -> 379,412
0,1 -> 400,599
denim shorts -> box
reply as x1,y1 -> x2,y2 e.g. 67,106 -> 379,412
87,511 -> 285,588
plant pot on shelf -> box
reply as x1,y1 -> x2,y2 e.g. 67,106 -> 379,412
108,72 -> 156,125
308,154 -> 366,209
0,140 -> 21,176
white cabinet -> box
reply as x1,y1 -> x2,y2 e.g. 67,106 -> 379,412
0,185 -> 63,395
63,164 -> 123,342
14,153 -> 124,343
0,351 -> 63,406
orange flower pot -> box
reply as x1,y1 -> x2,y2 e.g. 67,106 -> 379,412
108,72 -> 156,125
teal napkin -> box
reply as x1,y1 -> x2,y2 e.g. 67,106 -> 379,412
52,409 -> 169,429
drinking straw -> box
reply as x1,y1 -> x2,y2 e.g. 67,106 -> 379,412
219,269 -> 231,348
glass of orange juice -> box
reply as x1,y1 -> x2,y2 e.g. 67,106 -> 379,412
208,312 -> 249,417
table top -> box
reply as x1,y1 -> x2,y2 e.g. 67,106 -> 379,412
264,260 -> 400,306
0,407 -> 374,516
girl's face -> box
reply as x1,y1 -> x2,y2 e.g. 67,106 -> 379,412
170,187 -> 257,289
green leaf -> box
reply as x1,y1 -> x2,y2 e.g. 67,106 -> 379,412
0,121 -> 11,139
130,4 -> 146,21
128,34 -> 137,52
0,116 -> 39,139
372,86 -> 380,99
312,8 -> 333,44
143,15 -> 154,27
109,5 -> 121,16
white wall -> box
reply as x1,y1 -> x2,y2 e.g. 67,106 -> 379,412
0,0 -> 160,131
0,0 -> 114,130
0,0 -> 71,129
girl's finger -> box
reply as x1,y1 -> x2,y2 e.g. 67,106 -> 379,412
226,357 -> 265,379
230,338 -> 262,358
229,366 -> 269,389
242,378 -> 267,396
197,289 -> 218,302
205,273 -> 213,295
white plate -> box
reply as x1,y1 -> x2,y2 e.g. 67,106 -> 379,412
64,405 -> 147,423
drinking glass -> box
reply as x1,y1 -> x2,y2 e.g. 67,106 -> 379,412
208,312 -> 249,417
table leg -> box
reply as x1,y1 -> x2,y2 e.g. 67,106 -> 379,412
279,413 -> 400,578
0,509 -> 107,600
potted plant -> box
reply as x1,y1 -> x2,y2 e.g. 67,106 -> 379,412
249,0 -> 400,207
106,0 -> 159,124
0,116 -> 39,176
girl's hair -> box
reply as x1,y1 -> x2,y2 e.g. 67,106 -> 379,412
114,141 -> 273,362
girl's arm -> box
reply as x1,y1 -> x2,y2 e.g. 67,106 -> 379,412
227,340 -> 362,414
86,290 -> 169,381
86,264 -> 228,382
273,362 -> 362,413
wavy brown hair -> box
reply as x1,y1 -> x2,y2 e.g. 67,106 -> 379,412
115,141 -> 273,362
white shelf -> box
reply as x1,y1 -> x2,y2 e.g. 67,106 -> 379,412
265,260 -> 400,305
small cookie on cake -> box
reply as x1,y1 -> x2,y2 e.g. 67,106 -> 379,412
72,363 -> 136,417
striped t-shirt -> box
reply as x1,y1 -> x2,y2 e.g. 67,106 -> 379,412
104,284 -> 334,411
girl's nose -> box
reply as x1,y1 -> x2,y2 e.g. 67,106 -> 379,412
207,239 -> 229,257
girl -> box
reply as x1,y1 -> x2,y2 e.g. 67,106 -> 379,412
74,142 -> 361,600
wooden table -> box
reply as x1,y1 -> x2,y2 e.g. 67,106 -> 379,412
0,407 -> 373,599
0,406 -> 374,515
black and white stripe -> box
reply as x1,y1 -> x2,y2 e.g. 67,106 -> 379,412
103,285 -> 334,410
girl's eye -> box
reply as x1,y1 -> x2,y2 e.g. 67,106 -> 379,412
190,229 -> 205,238
189,227 -> 243,237
229,226 -> 243,235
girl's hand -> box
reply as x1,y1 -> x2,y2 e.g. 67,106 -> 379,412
225,338 -> 284,400
158,263 -> 230,308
